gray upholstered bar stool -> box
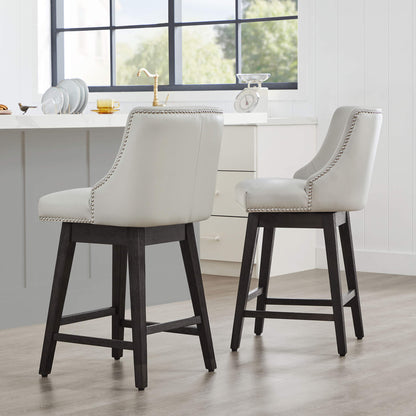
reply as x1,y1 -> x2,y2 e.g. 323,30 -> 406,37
38,107 -> 223,390
231,106 -> 382,356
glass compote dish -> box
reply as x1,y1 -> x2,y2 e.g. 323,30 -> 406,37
236,73 -> 271,87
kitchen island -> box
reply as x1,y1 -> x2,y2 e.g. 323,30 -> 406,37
0,113 -> 316,329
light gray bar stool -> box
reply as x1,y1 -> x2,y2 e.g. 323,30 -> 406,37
231,106 -> 382,356
38,107 -> 223,390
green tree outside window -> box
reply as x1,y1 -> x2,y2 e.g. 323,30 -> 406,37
116,0 -> 297,86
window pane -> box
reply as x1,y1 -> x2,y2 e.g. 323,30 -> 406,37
63,31 -> 110,85
116,28 -> 169,86
241,19 -> 297,83
179,25 -> 235,85
62,0 -> 109,28
115,0 -> 168,26
241,0 -> 297,19
178,0 -> 235,22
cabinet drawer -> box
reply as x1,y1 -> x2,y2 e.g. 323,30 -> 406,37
218,126 -> 256,171
200,216 -> 248,262
213,171 -> 254,217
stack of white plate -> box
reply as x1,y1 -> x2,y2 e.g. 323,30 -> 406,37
41,78 -> 89,114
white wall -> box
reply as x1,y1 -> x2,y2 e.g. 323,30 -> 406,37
1,0 -> 415,276
0,0 -> 40,113
313,0 -> 416,276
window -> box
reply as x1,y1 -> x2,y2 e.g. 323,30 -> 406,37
51,0 -> 298,91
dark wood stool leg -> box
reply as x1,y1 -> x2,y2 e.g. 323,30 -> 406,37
323,214 -> 347,356
180,223 -> 216,372
230,213 -> 260,351
39,223 -> 76,376
112,245 -> 127,360
254,227 -> 275,336
339,212 -> 364,339
127,229 -> 147,391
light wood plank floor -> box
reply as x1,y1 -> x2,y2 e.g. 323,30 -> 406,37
1,269 -> 415,416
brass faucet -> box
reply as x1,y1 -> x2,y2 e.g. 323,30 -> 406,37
137,68 -> 164,107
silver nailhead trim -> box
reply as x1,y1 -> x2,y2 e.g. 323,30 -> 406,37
247,109 -> 382,213
124,107 -> 222,115
247,207 -> 310,212
90,107 -> 222,222
39,216 -> 93,223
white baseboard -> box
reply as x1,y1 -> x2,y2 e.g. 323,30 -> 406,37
201,259 -> 259,278
316,247 -> 416,276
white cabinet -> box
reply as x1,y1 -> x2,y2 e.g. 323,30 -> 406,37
212,171 -> 254,217
200,216 -> 248,263
200,120 -> 317,278
217,126 -> 257,171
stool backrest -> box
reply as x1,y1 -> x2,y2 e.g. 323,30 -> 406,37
294,106 -> 382,211
92,107 -> 223,227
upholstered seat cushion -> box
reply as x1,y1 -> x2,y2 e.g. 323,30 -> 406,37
236,178 -> 309,212
39,187 -> 93,223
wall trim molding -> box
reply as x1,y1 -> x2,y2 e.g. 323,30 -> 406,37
316,248 -> 416,277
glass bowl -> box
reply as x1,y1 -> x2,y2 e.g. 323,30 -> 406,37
236,73 -> 271,84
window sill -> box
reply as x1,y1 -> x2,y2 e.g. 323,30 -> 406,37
87,87 -> 306,106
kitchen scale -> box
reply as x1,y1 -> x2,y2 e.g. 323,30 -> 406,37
234,73 -> 270,113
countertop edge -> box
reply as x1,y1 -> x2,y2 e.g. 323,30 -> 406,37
0,114 -> 317,131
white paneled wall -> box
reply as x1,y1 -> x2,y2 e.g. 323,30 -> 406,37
313,0 -> 416,276
388,0 -> 413,254
364,0 -> 389,253
412,0 -> 416,262
0,0 -> 39,112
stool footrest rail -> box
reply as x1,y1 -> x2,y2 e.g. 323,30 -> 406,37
244,310 -> 334,321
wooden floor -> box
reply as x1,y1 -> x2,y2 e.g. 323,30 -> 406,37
1,269 -> 415,416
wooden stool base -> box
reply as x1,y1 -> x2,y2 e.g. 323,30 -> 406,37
39,222 -> 216,390
231,212 -> 364,357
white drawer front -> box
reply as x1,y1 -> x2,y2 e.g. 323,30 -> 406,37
213,171 -> 254,217
218,126 -> 256,171
200,216 -> 247,262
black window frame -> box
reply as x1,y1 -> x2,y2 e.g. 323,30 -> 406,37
51,0 -> 298,92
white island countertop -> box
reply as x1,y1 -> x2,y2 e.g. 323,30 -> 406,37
0,112 -> 316,130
